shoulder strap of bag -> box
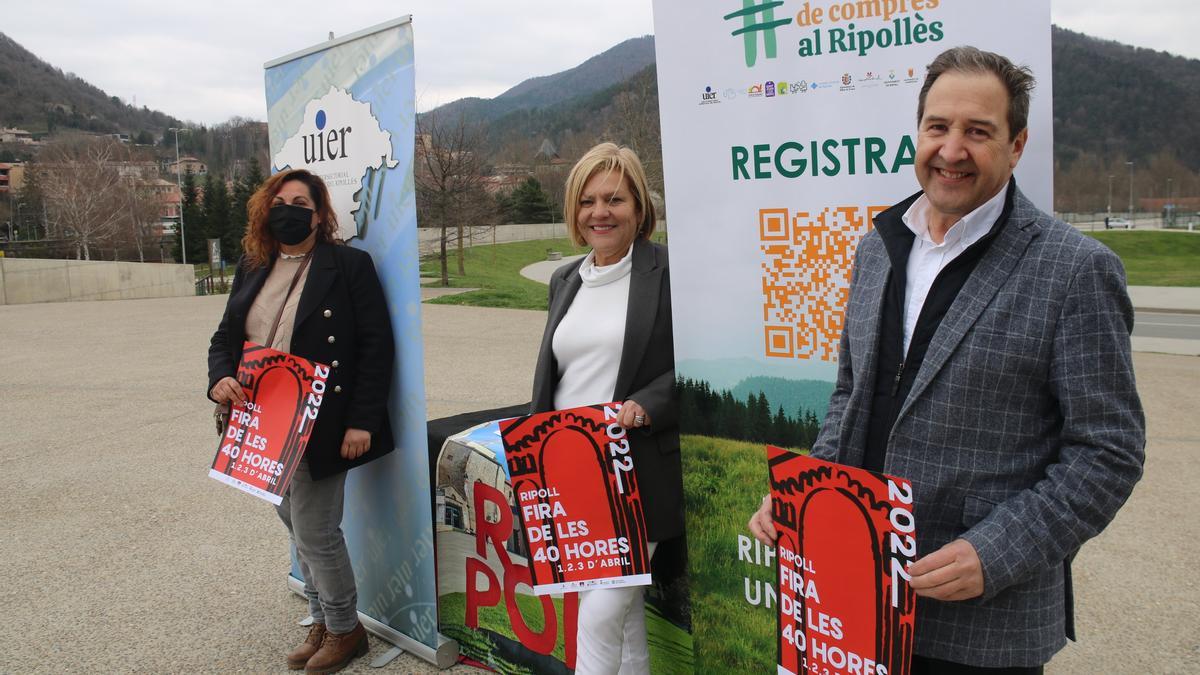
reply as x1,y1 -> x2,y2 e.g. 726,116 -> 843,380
265,251 -> 313,349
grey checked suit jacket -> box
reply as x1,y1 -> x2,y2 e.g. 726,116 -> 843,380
811,186 -> 1145,667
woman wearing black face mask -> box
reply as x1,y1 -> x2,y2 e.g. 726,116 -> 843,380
207,168 -> 394,673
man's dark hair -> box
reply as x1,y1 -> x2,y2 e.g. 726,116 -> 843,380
917,46 -> 1035,140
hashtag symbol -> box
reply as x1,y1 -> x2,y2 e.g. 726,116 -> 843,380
724,1 -> 793,67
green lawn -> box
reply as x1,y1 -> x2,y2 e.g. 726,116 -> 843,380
421,237 -> 584,310
682,434 -> 795,674
1086,231 -> 1200,287
439,587 -> 693,673
440,590 -> 568,672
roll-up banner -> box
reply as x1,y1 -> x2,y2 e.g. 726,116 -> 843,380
651,2 -> 1052,672
264,17 -> 452,666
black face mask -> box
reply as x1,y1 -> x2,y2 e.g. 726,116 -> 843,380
268,204 -> 315,246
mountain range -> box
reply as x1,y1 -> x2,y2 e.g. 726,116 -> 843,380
3,27 -> 1198,176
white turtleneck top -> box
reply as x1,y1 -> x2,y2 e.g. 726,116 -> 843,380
551,245 -> 634,410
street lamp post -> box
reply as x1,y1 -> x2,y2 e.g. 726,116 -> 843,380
168,127 -> 190,263
1107,175 -> 1114,216
1126,161 -> 1135,223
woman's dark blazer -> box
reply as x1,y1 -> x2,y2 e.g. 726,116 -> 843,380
530,238 -> 683,541
207,241 -> 395,481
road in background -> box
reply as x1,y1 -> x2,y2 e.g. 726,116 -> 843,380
1135,311 -> 1200,341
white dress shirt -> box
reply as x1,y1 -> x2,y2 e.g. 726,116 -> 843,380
551,246 -> 633,410
899,186 -> 1007,355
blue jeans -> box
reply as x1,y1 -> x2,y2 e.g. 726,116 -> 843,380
275,460 -> 358,634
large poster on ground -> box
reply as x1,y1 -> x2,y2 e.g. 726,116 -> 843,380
651,1 -> 1051,671
435,420 -> 693,673
264,17 -> 441,656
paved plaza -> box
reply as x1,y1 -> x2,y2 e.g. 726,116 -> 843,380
0,294 -> 1196,673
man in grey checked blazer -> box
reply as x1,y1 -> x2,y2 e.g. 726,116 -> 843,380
752,47 -> 1145,673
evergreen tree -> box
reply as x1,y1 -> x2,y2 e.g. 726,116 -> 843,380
747,392 -> 769,442
772,405 -> 792,447
15,164 -> 48,240
800,409 -> 821,449
718,391 -> 741,440
228,158 -> 264,262
504,177 -> 555,224
173,172 -> 203,263
201,174 -> 233,267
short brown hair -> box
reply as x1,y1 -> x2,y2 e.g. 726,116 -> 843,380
917,46 -> 1035,140
563,143 -> 656,247
241,169 -> 341,269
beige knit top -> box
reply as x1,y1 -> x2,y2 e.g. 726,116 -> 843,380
244,256 -> 312,352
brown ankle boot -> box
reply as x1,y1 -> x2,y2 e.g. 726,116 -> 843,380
304,622 -> 368,674
286,623 -> 325,670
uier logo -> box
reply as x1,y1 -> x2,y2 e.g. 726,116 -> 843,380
700,86 -> 721,105
272,86 -> 397,240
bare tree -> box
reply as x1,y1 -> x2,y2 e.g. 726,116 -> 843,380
415,112 -> 497,285
119,177 -> 166,262
38,138 -> 126,260
607,67 -> 664,200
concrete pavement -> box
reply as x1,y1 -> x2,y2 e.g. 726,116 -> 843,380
0,293 -> 1195,674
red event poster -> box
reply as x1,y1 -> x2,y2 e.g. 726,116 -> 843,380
768,446 -> 917,675
500,403 -> 651,594
209,341 -> 330,505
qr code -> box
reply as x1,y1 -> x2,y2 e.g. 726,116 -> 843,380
760,205 -> 882,362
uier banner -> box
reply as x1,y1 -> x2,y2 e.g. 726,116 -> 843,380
501,403 -> 652,595
768,447 -> 916,675
265,17 -> 441,655
209,342 -> 329,505
652,1 -> 1050,671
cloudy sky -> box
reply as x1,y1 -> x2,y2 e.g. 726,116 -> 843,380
1,0 -> 1195,125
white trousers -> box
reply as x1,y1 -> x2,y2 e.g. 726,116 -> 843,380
574,542 -> 657,675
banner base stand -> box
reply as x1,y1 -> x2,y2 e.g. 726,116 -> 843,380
288,576 -> 460,668
369,645 -> 405,668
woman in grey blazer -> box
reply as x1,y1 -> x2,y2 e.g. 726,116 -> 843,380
530,143 -> 681,675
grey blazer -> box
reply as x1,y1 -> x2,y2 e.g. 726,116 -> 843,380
530,238 -> 683,541
812,186 -> 1145,667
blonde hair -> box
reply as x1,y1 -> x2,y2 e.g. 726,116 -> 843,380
563,143 -> 656,247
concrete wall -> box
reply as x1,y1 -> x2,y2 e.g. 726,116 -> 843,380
0,257 -> 196,305
417,222 -> 568,255
415,220 -> 669,255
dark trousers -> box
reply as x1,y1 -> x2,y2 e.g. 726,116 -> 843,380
912,655 -> 1043,675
